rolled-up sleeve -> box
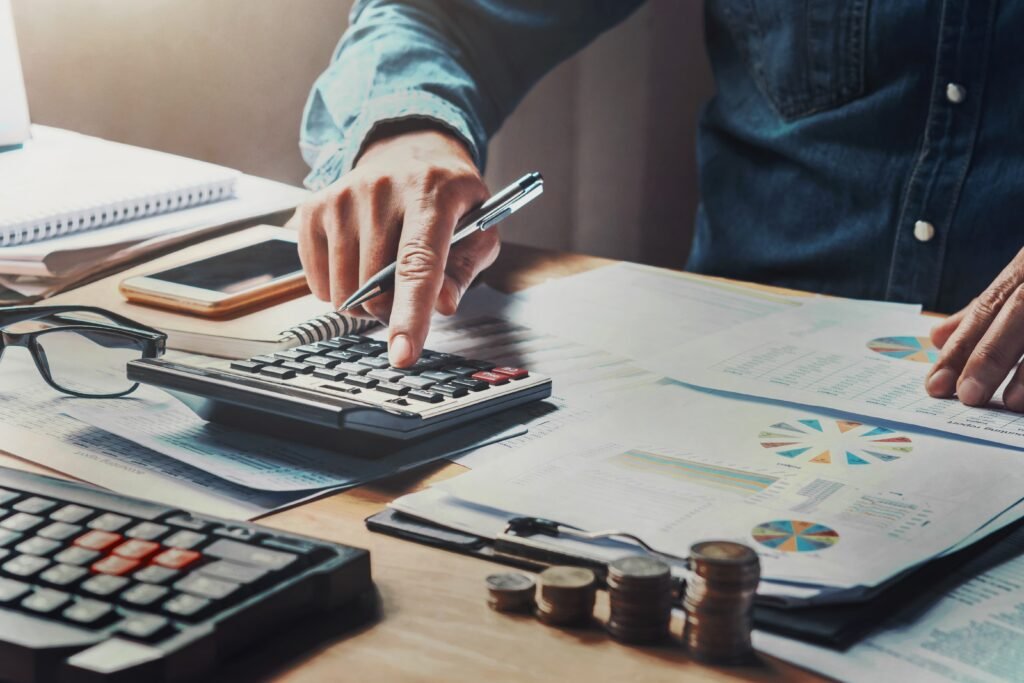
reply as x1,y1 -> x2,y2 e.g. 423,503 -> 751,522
300,0 -> 644,190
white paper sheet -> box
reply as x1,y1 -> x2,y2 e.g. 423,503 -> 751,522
0,0 -> 29,147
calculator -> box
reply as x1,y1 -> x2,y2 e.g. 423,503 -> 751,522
127,334 -> 552,448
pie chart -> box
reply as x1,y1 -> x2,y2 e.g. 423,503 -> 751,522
752,520 -> 839,553
867,336 -> 939,363
758,417 -> 912,466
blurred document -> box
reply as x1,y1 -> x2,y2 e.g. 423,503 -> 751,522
654,300 -> 1024,449
0,0 -> 30,146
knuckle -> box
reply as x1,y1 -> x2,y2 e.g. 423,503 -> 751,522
976,285 -> 1013,318
396,236 -> 442,283
970,343 -> 1012,373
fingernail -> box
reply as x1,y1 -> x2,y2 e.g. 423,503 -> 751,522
1004,383 -> 1024,410
925,368 -> 957,397
957,377 -> 987,406
389,333 -> 413,367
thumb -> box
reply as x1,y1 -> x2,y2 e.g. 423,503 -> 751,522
436,229 -> 501,316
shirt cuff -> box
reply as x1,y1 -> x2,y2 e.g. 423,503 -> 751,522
303,90 -> 485,191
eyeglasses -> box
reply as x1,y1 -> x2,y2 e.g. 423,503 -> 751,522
0,305 -> 166,398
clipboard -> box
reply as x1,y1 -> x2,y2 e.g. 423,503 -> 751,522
367,507 -> 1024,649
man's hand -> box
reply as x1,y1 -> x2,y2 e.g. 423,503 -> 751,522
926,248 -> 1024,410
290,129 -> 497,367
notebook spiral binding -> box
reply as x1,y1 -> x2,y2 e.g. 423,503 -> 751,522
286,311 -> 377,345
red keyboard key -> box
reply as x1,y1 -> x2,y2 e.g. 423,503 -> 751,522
492,366 -> 529,380
152,548 -> 201,570
113,539 -> 160,561
470,371 -> 509,385
74,530 -> 122,552
92,555 -> 140,576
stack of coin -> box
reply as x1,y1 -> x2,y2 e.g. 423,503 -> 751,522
485,572 -> 536,613
534,566 -> 597,626
682,541 -> 760,664
605,556 -> 674,644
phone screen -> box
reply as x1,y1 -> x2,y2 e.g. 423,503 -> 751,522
149,239 -> 303,294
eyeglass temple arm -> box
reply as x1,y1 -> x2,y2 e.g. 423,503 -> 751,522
0,305 -> 163,336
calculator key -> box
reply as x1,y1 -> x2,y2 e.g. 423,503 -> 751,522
120,583 -> 170,607
357,355 -> 390,369
367,369 -> 404,384
22,588 -> 70,614
163,530 -> 207,550
312,368 -> 347,382
117,613 -> 172,641
152,548 -> 201,570
343,375 -> 378,389
80,574 -> 130,597
134,566 -> 180,585
125,522 -> 169,541
213,526 -> 261,542
0,577 -> 29,603
399,376 -> 436,390
317,338 -> 351,349
15,537 -> 60,557
88,513 -> 132,532
464,359 -> 497,370
410,357 -> 442,371
175,573 -> 240,601
3,554 -> 50,578
39,563 -> 88,588
295,343 -> 330,355
334,362 -> 370,376
54,546 -> 100,566
229,360 -> 263,373
204,539 -> 297,571
75,530 -> 122,552
432,384 -> 468,398
451,378 -> 489,392
449,366 -> 481,377
64,598 -> 115,626
51,504 -> 95,524
38,521 -> 82,541
348,342 -> 386,356
471,371 -> 509,385
0,529 -> 22,547
1,513 -> 44,533
0,488 -> 20,506
162,592 -> 210,619
260,366 -> 297,380
250,354 -> 283,366
14,496 -> 57,514
422,370 -> 458,383
340,334 -> 370,344
304,355 -> 340,369
407,389 -> 444,404
375,381 -> 409,396
113,539 -> 161,561
326,350 -> 362,363
274,349 -> 310,362
165,514 -> 210,531
92,556 -> 140,576
492,366 -> 529,380
198,560 -> 267,585
280,361 -> 315,375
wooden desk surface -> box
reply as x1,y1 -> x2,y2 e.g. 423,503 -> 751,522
0,243 -> 820,683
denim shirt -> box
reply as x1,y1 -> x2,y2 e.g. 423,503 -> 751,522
301,0 -> 1023,313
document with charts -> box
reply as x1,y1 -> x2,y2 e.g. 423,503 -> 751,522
651,299 -> 1024,449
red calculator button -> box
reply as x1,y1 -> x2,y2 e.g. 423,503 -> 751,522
113,539 -> 160,561
470,371 -> 509,385
492,367 -> 529,380
92,555 -> 140,576
153,548 -> 201,570
75,530 -> 122,552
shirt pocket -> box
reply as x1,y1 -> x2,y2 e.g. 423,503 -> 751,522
715,0 -> 869,120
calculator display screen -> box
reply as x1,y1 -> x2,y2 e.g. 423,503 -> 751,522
150,239 -> 303,294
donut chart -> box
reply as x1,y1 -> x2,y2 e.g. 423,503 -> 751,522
867,336 -> 939,363
759,417 -> 912,467
752,520 -> 840,553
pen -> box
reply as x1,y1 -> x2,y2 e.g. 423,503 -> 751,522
340,171 -> 544,312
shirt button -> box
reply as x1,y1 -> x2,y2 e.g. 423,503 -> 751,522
946,83 -> 967,104
914,220 -> 936,243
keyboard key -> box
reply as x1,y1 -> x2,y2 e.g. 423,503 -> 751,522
0,488 -> 20,506
334,362 -> 370,376
54,546 -> 100,566
3,554 -> 50,578
120,582 -> 170,607
205,539 -> 297,571
38,521 -> 83,541
229,360 -> 263,373
0,577 -> 30,603
80,574 -> 129,598
259,366 -> 297,380
15,537 -> 61,557
470,371 -> 509,385
325,350 -> 362,363
398,376 -> 436,390
0,529 -> 22,547
357,355 -> 390,370
407,389 -> 444,404
14,496 -> 56,514
22,588 -> 70,614
92,556 -> 140,576
198,560 -> 267,585
125,522 -> 169,541
39,563 -> 88,587
74,530 -> 122,552
113,539 -> 160,561
367,369 -> 404,384
375,381 -> 409,396
304,355 -> 340,369
1,512 -> 45,532
312,368 -> 348,381
51,504 -> 94,524
163,592 -> 211,619
422,370 -> 457,383
163,530 -> 207,550
134,566 -> 180,585
280,361 -> 316,374
165,514 -> 210,531
152,548 -> 201,570
250,354 -> 282,366
432,384 -> 468,398
117,613 -> 172,641
274,349 -> 310,362
63,598 -> 115,626
343,375 -> 378,389
451,378 -> 489,392
88,513 -> 132,532
348,342 -> 386,356
175,573 -> 240,600
493,366 -> 529,380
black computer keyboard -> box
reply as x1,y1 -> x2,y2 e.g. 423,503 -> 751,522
128,334 -> 552,448
0,466 -> 372,683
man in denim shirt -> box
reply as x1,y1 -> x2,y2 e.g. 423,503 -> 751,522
291,0 -> 1024,412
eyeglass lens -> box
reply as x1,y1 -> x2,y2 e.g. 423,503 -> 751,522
33,328 -> 145,396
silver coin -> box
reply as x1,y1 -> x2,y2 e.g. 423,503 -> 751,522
486,572 -> 535,592
609,555 -> 671,580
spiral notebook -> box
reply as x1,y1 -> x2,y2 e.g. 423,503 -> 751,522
0,127 -> 240,246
